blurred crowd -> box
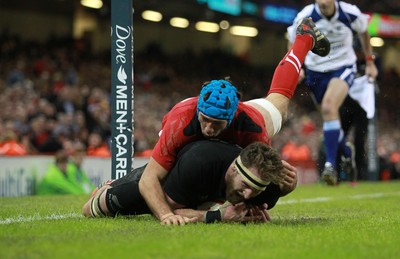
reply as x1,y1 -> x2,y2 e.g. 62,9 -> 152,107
1,32 -> 399,180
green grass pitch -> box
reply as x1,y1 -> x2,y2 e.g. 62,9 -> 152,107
1,181 -> 399,259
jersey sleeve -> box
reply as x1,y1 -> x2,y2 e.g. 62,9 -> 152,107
245,183 -> 282,209
151,98 -> 198,171
345,3 -> 369,33
151,113 -> 180,172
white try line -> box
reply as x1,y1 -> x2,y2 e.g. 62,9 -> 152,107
0,212 -> 82,225
278,191 -> 400,205
1,191 -> 400,225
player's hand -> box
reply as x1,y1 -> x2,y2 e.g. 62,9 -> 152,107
365,61 -> 378,82
246,203 -> 271,222
160,213 -> 191,225
279,160 -> 298,196
222,202 -> 249,222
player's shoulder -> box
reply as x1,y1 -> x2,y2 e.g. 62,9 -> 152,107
173,97 -> 198,108
167,97 -> 198,116
180,140 -> 240,162
338,1 -> 362,16
297,4 -> 315,18
189,139 -> 241,152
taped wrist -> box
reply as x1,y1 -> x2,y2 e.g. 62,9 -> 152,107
205,210 -> 222,223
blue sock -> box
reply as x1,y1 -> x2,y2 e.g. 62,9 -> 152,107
323,120 -> 341,169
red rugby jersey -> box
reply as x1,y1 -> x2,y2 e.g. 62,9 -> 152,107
151,97 -> 270,171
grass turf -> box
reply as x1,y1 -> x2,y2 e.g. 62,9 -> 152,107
1,181 -> 399,259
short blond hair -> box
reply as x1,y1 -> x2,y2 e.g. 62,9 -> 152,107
239,142 -> 284,184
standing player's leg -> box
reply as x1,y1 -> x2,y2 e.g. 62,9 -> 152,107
321,74 -> 354,185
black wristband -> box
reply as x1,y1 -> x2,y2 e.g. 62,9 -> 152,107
205,210 -> 222,223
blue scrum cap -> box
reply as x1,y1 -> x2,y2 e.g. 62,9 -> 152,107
197,80 -> 239,126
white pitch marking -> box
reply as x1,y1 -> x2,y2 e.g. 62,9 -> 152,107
278,191 -> 400,205
0,212 -> 82,225
350,193 -> 385,199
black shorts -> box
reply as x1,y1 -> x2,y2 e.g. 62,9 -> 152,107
106,165 -> 152,216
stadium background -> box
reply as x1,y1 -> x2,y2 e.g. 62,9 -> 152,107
1,0 -> 400,196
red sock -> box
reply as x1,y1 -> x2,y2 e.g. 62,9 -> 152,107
267,34 -> 313,99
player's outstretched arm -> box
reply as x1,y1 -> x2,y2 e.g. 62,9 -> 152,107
138,158 -> 187,225
358,32 -> 378,81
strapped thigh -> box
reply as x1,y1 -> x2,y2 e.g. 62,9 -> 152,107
90,187 -> 108,217
247,98 -> 282,135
